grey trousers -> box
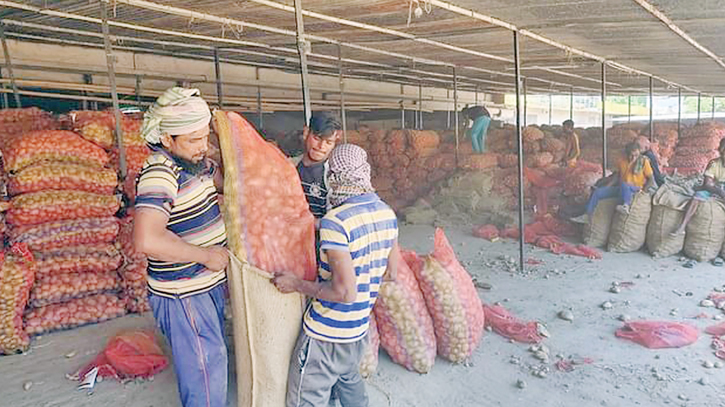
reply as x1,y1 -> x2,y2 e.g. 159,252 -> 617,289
286,330 -> 369,407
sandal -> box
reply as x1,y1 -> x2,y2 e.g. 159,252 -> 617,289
713,257 -> 724,267
683,259 -> 696,269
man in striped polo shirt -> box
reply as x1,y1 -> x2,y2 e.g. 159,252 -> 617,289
273,144 -> 399,407
133,87 -> 229,407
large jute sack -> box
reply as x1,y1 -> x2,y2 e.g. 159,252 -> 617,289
684,199 -> 725,262
216,111 -> 314,407
646,205 -> 685,258
583,198 -> 618,248
608,192 -> 652,253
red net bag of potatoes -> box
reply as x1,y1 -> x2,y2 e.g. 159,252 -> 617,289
359,313 -> 380,379
24,293 -> 126,336
30,270 -> 120,308
523,126 -> 544,142
215,111 -> 316,279
7,163 -> 118,196
9,217 -> 119,252
526,152 -> 554,168
7,191 -> 120,227
0,244 -> 36,354
34,243 -> 123,278
407,130 -> 440,153
70,110 -> 145,150
4,130 -> 110,172
374,247 -> 437,374
110,145 -> 151,175
413,229 -> 484,363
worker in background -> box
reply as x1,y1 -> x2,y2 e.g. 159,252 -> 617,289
580,142 -> 654,219
291,113 -> 343,228
561,119 -> 580,167
671,138 -> 725,237
636,136 -> 665,187
273,144 -> 399,407
133,87 -> 229,407
463,105 -> 491,153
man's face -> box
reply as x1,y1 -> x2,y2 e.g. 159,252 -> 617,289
162,126 -> 210,164
719,142 -> 725,157
304,129 -> 339,163
563,124 -> 574,134
628,147 -> 641,162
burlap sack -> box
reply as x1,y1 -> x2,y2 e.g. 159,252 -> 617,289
684,199 -> 725,262
583,198 -> 618,248
646,205 -> 685,258
608,192 -> 652,253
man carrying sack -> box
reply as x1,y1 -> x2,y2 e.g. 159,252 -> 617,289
272,144 -> 400,407
134,87 -> 230,407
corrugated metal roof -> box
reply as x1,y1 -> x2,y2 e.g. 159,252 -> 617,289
0,0 -> 722,96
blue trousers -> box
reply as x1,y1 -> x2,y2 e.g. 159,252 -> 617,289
149,284 -> 228,407
586,183 -> 640,215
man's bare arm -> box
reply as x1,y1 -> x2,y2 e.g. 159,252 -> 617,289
273,248 -> 358,303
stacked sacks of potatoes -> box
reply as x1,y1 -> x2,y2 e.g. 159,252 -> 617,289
0,244 -> 36,354
669,121 -> 725,175
0,108 -> 59,149
641,122 -> 679,167
3,129 -> 125,335
117,214 -> 150,313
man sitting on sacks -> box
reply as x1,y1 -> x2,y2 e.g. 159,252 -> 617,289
573,142 -> 656,222
134,87 -> 230,407
272,144 -> 400,407
670,138 -> 725,237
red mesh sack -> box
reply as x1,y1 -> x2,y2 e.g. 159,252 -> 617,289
7,163 -> 118,196
70,110 -> 145,150
526,152 -> 554,168
74,330 -> 168,380
414,229 -> 484,363
30,271 -> 120,307
0,244 -> 36,354
215,112 -> 316,279
9,217 -> 119,252
7,191 -> 120,227
458,153 -> 499,170
24,293 -> 126,335
483,304 -> 543,344
615,321 -> 699,349
359,313 -> 380,378
4,130 -> 110,172
473,224 -> 499,241
522,126 -> 544,142
374,247 -> 437,374
110,145 -> 151,174
34,244 -> 123,277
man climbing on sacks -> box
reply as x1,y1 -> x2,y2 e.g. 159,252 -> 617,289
273,144 -> 400,407
292,112 -> 343,228
133,87 -> 229,407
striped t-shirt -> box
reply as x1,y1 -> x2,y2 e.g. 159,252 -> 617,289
135,150 -> 227,298
303,193 -> 398,343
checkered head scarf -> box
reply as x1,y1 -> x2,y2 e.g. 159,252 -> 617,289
328,144 -> 375,207
141,87 -> 211,144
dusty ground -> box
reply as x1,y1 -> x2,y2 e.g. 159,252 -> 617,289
3,224 -> 725,407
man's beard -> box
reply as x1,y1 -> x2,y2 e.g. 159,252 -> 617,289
172,153 -> 208,176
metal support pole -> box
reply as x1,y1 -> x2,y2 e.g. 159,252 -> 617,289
698,93 -> 701,123
522,78 -> 528,127
293,0 -> 312,125
649,76 -> 654,141
453,67 -> 459,164
100,1 -> 126,181
677,87 -> 682,140
548,94 -> 553,125
135,75 -> 142,106
337,44 -> 347,142
400,84 -> 405,129
713,96 -> 716,120
513,31 -> 525,273
475,86 -> 479,105
418,82 -> 423,130
569,87 -> 573,121
82,74 -> 92,110
0,67 -> 7,109
213,47 -> 224,108
0,21 -> 21,108
601,62 -> 607,177
255,68 -> 263,130
628,95 -> 631,123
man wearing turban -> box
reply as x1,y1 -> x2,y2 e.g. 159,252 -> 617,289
133,87 -> 229,407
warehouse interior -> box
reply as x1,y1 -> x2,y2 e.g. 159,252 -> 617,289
1,1 -> 725,406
